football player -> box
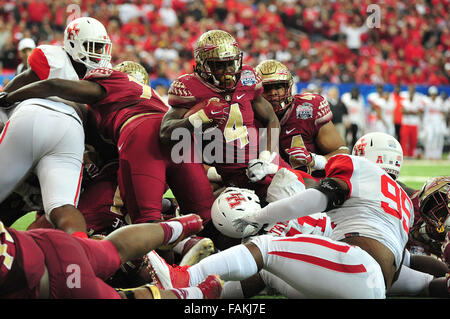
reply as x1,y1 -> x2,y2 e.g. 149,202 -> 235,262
154,132 -> 416,298
408,176 -> 450,265
159,30 -> 290,202
0,214 -> 224,299
1,17 -> 112,93
0,62 -> 215,233
0,17 -> 112,237
255,60 -> 350,177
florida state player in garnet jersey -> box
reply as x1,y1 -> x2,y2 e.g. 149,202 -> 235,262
159,30 -> 288,201
255,60 -> 350,177
0,214 -> 224,299
2,61 -> 215,230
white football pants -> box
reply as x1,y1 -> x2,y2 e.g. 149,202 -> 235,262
251,234 -> 386,298
0,99 -> 84,223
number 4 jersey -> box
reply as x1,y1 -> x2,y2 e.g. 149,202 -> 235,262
167,65 -> 263,173
325,154 -> 414,269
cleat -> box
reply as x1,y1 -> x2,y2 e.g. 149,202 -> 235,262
146,251 -> 190,289
180,236 -> 215,266
198,275 -> 223,299
159,214 -> 204,250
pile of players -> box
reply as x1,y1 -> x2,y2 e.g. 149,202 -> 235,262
0,17 -> 448,299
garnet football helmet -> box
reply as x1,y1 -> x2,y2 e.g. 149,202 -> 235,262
211,187 -> 261,238
113,61 -> 149,85
194,30 -> 242,91
64,17 -> 112,70
352,132 -> 403,179
418,176 -> 450,234
255,60 -> 294,114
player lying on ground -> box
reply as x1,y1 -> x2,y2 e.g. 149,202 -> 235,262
0,214 -> 222,299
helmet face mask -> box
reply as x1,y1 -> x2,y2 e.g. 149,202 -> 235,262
255,60 -> 293,114
194,30 -> 242,90
419,176 -> 450,234
64,17 -> 112,71
352,132 -> 403,180
211,187 -> 261,238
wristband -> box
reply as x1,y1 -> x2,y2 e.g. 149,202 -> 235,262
72,231 -> 88,239
312,154 -> 327,170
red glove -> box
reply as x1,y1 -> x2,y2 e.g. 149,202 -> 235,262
202,98 -> 229,123
285,146 -> 313,167
188,98 -> 229,128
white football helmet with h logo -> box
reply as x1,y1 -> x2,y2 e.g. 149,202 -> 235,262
64,17 -> 112,70
211,187 -> 261,238
352,132 -> 403,179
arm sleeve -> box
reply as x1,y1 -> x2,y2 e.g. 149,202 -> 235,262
252,188 -> 328,226
324,154 -> 354,198
28,48 -> 50,80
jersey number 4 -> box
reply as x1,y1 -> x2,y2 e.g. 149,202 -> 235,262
380,175 -> 412,235
224,103 -> 249,148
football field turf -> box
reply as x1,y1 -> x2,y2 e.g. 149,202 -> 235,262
10,159 -> 450,231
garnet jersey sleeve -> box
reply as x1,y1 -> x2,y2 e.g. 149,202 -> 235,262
84,68 -> 169,142
292,92 -> 333,128
279,93 -> 333,163
28,45 -> 79,80
168,65 -> 263,111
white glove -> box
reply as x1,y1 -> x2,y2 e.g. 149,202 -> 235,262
232,212 -> 264,238
266,168 -> 305,203
246,151 -> 279,182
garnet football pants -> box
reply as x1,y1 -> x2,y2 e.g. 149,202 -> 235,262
117,114 -> 214,224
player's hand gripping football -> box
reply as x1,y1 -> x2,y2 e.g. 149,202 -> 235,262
285,146 -> 313,168
188,97 -> 229,128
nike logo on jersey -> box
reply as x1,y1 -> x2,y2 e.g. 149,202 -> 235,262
211,110 -> 222,115
118,143 -> 124,151
236,94 -> 245,100
286,128 -> 295,134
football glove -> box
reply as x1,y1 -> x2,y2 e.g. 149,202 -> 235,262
232,212 -> 264,238
246,151 -> 279,182
266,168 -> 305,203
188,97 -> 229,128
285,147 -> 327,170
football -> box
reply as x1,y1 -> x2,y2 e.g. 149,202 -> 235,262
183,99 -> 209,119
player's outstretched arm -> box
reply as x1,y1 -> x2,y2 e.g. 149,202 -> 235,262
3,78 -> 106,106
2,68 -> 40,93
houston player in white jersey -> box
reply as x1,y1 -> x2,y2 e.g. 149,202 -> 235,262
161,132 -> 415,298
0,17 -> 112,237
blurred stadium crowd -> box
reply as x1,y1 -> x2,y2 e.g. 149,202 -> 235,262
0,0 -> 449,85
0,0 -> 449,158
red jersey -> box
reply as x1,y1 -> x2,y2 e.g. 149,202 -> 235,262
84,68 -> 169,143
168,65 -> 263,175
0,222 -> 45,298
278,92 -> 333,169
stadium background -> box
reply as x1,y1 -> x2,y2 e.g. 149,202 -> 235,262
0,0 -> 448,301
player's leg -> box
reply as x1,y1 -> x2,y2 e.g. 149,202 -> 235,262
187,234 -> 386,298
0,111 -> 35,202
117,115 -> 167,223
34,110 -> 87,234
104,214 -> 203,264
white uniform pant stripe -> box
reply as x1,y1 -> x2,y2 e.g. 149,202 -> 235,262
250,234 -> 386,298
